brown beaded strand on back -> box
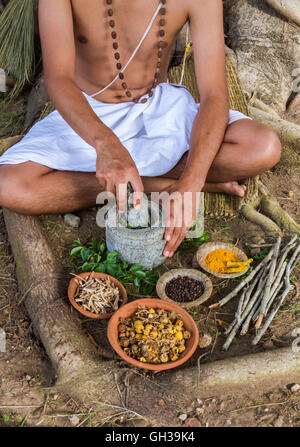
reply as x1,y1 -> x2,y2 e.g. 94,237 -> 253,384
106,0 -> 167,104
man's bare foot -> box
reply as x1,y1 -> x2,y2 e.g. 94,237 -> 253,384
203,181 -> 247,197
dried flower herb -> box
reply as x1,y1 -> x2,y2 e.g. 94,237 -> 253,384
118,305 -> 191,364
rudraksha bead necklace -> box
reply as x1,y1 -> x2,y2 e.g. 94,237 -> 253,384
106,0 -> 167,104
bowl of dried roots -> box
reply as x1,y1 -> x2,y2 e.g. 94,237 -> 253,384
68,272 -> 128,319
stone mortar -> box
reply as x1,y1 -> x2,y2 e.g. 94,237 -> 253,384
105,200 -> 166,269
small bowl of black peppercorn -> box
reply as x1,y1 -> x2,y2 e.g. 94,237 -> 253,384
156,268 -> 213,310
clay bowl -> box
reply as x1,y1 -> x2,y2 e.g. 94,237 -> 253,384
156,268 -> 213,310
196,242 -> 250,279
107,298 -> 199,371
68,272 -> 128,319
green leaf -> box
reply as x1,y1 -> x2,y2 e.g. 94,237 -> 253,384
107,263 -> 122,277
106,251 -> 119,264
100,242 -> 106,253
134,270 -> 146,279
70,246 -> 83,257
72,238 -> 82,247
81,262 -> 96,272
130,264 -> 144,273
95,264 -> 106,273
134,277 -> 141,288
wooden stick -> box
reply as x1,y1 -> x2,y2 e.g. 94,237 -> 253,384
240,298 -> 261,336
235,289 -> 246,323
252,245 -> 300,345
256,237 -> 281,329
223,274 -> 267,350
211,248 -> 274,309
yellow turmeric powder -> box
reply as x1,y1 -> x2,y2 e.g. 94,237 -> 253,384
205,249 -> 240,274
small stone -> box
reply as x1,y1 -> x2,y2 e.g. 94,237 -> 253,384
64,213 -> 80,228
273,416 -> 284,427
69,415 -> 80,426
290,384 -> 300,393
226,419 -> 232,425
178,413 -> 187,422
220,402 -> 226,410
53,394 -> 59,401
199,334 -> 212,349
185,418 -> 201,427
288,191 -> 294,198
25,375 -> 31,381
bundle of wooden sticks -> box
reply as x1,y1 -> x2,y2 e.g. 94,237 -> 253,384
209,236 -> 300,350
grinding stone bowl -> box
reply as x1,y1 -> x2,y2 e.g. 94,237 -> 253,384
156,268 -> 213,310
68,272 -> 128,319
107,298 -> 199,371
105,200 -> 166,269
196,242 -> 250,279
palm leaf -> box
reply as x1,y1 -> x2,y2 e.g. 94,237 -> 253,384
0,0 -> 36,100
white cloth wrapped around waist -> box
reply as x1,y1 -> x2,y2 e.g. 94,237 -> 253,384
0,82 -> 251,177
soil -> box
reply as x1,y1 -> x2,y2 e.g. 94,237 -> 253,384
0,168 -> 299,427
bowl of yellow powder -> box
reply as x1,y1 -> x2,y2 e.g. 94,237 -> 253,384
196,243 -> 251,279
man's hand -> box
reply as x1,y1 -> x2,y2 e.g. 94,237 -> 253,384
161,179 -> 203,257
95,135 -> 144,212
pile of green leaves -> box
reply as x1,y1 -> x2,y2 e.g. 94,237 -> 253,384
70,238 -> 158,295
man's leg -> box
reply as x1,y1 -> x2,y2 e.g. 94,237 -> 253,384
0,119 -> 281,214
156,119 -> 282,196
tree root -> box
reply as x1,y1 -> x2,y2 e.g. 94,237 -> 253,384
240,180 -> 300,235
258,181 -> 300,234
240,203 -> 282,236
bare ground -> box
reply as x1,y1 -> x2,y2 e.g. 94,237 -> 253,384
0,166 -> 299,427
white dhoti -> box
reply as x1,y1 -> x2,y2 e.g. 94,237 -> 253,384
0,83 -> 251,177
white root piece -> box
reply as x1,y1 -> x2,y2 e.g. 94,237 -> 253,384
256,237 -> 281,329
73,274 -> 120,314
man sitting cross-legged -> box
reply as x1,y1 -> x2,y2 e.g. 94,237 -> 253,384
0,0 -> 281,257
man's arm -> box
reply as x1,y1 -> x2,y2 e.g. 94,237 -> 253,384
181,0 -> 229,185
163,0 -> 229,256
38,0 -> 143,210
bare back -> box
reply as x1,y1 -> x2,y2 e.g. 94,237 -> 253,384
70,0 -> 188,103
